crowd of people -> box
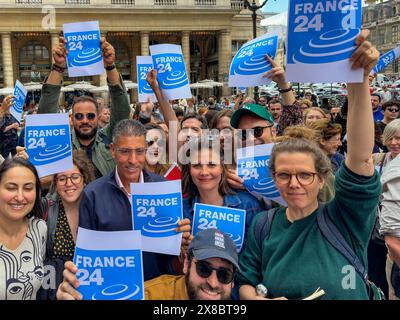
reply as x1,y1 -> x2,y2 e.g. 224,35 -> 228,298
0,29 -> 400,301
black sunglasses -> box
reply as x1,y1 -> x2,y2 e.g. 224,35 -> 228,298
74,113 -> 96,121
240,125 -> 273,140
387,107 -> 399,113
195,260 -> 234,284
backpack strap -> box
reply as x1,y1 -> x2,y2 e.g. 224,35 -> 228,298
316,204 -> 368,283
254,208 -> 279,250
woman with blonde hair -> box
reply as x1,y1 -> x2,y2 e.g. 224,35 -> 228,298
303,107 -> 328,126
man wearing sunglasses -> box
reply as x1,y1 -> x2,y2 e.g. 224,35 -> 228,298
38,36 -> 130,178
226,55 -> 300,190
377,101 -> 400,136
56,228 -> 238,300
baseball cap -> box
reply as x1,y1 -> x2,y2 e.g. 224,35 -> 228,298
188,229 -> 240,270
230,104 -> 274,129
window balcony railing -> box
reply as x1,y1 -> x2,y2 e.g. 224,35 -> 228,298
231,0 -> 243,10
195,0 -> 216,5
111,0 -> 135,5
65,0 -> 90,5
15,0 -> 42,4
154,0 -> 177,6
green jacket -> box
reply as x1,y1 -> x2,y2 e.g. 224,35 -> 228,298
236,165 -> 381,300
38,76 -> 130,176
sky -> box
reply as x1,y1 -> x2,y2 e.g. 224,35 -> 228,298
261,0 -> 288,13
261,0 -> 367,13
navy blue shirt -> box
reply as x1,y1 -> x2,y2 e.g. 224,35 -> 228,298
79,169 -> 176,281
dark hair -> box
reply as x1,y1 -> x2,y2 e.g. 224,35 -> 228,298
180,113 -> 208,130
52,150 -> 96,193
175,107 -> 184,118
382,100 -> 400,111
209,109 -> 234,130
112,119 -> 147,143
71,95 -> 99,113
181,136 -> 234,198
371,93 -> 382,103
309,118 -> 342,146
0,158 -> 43,219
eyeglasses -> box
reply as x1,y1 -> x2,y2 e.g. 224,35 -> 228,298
146,139 -> 164,147
194,260 -> 234,284
240,125 -> 273,140
74,113 -> 96,121
274,171 -> 318,186
387,107 -> 399,113
56,173 -> 83,185
116,147 -> 146,157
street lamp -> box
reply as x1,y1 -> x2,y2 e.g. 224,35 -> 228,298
243,0 -> 274,102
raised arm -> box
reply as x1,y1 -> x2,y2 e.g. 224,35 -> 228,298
98,37 -> 130,138
345,29 -> 379,176
38,37 -> 66,114
146,69 -> 178,128
263,55 -> 296,106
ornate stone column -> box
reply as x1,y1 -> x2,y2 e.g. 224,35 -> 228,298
1,33 -> 14,88
218,29 -> 231,97
181,31 -> 190,78
140,31 -> 150,56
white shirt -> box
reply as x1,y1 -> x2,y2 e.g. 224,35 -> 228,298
115,168 -> 144,205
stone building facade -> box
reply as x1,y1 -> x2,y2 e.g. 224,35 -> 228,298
363,0 -> 400,76
0,0 -> 264,99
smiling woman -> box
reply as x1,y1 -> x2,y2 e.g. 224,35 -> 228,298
0,158 -> 46,300
237,30 -> 382,300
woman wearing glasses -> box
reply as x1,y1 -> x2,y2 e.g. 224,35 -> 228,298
36,150 -> 95,299
237,31 -> 382,300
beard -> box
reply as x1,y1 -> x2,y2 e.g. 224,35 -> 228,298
184,266 -> 230,300
75,125 -> 98,141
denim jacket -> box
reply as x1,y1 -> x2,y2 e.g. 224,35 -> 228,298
183,190 -> 263,252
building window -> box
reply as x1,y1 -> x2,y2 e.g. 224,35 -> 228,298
65,0 -> 90,4
15,0 -> 42,4
154,0 -> 176,5
19,41 -> 50,83
394,61 -> 399,74
392,26 -> 399,43
111,0 -> 135,4
378,28 -> 386,45
195,0 -> 216,5
113,41 -> 131,81
231,40 -> 246,54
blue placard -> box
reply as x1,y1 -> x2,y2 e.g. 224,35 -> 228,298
10,80 -> 27,123
237,144 -> 286,206
229,33 -> 278,87
152,53 -> 188,89
74,248 -> 143,300
372,46 -> 400,75
63,21 -> 104,77
132,192 -> 182,237
136,56 -> 157,103
25,113 -> 73,178
131,180 -> 183,255
150,44 -> 191,100
74,228 -> 144,301
286,0 -> 363,82
192,203 -> 246,252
